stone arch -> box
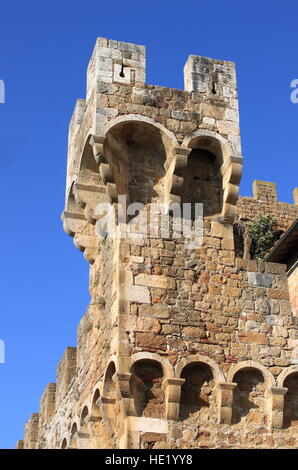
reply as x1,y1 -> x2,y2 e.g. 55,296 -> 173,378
175,355 -> 222,421
74,135 -> 108,226
103,119 -> 173,208
182,130 -> 233,164
61,437 -> 68,449
69,422 -> 79,449
175,354 -> 225,383
182,132 -> 225,218
129,356 -> 166,418
103,360 -> 117,399
80,405 -> 89,432
131,352 -> 174,379
91,388 -> 102,421
102,360 -> 117,433
227,361 -> 275,386
277,367 -> 298,428
179,362 -> 215,420
228,362 -> 273,426
182,130 -> 242,224
277,366 -> 298,388
104,114 -> 179,147
77,135 -> 101,192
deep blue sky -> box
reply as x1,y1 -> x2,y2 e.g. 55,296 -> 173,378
0,0 -> 297,449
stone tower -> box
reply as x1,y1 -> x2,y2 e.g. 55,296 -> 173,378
18,38 -> 298,449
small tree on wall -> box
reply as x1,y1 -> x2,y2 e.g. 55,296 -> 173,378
248,214 -> 278,261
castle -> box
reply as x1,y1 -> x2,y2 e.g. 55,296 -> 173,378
17,38 -> 298,449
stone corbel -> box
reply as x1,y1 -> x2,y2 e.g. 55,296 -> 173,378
220,156 -> 243,225
269,386 -> 288,429
114,372 -> 136,417
90,135 -> 105,165
168,147 -> 191,202
71,430 -> 91,449
90,134 -> 118,204
216,382 -> 237,424
74,183 -> 107,224
61,211 -> 98,264
61,210 -> 86,237
73,233 -> 97,264
162,377 -> 185,420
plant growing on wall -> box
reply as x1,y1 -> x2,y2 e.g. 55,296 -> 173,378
247,214 -> 278,261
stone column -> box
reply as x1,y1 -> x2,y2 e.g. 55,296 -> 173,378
269,386 -> 288,429
216,382 -> 237,424
162,378 -> 185,420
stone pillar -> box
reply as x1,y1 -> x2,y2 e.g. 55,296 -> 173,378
39,383 -> 56,424
162,378 -> 185,420
24,413 -> 39,449
16,440 -> 24,449
269,386 -> 288,429
183,54 -> 237,97
253,180 -> 277,203
115,372 -> 137,417
55,347 -> 77,407
293,187 -> 298,205
87,37 -> 146,96
216,382 -> 237,424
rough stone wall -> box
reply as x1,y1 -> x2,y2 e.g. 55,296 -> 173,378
288,265 -> 298,317
18,38 -> 298,450
236,181 -> 298,234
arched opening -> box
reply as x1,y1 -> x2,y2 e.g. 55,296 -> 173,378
182,135 -> 224,219
232,367 -> 266,425
80,406 -> 89,432
91,389 -> 102,421
283,372 -> 298,428
130,359 -> 165,418
102,362 -> 117,432
103,362 -> 117,399
182,148 -> 223,218
78,137 -> 102,188
179,362 -> 214,419
69,423 -> 78,449
61,438 -> 67,449
104,121 -> 168,206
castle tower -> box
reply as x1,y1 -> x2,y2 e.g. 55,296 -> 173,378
19,38 -> 298,449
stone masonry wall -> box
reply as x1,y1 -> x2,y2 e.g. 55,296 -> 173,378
288,266 -> 298,317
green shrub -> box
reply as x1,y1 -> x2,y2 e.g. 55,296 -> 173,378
248,214 -> 277,261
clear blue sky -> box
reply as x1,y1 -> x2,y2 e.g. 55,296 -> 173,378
0,0 -> 297,449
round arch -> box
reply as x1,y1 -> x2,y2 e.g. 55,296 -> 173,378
103,114 -> 179,146
175,354 -> 225,383
103,359 -> 117,398
182,129 -> 234,165
277,366 -> 298,388
80,405 -> 89,430
130,352 -> 174,379
227,360 -> 275,386
61,436 -> 68,449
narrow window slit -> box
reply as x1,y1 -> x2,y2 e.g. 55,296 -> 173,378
119,63 -> 125,78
